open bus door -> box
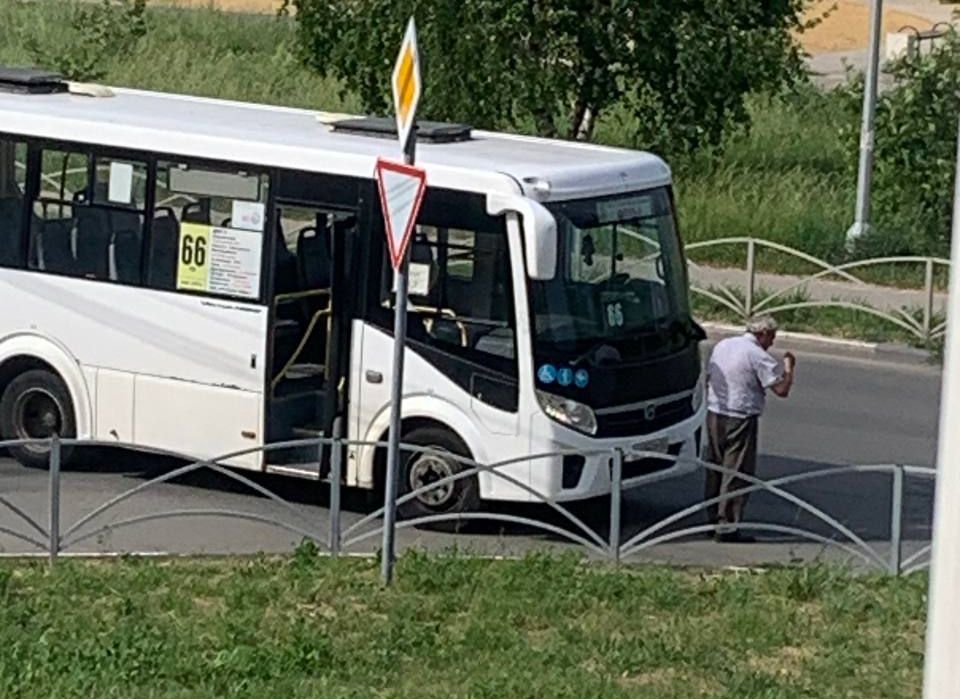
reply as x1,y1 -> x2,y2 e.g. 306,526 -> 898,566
264,203 -> 356,476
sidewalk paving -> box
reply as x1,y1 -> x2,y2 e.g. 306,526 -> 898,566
690,263 -> 947,316
805,0 -> 956,88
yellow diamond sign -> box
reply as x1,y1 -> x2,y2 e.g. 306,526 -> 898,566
391,17 -> 421,151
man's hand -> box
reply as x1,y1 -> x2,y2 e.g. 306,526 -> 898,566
771,352 -> 796,398
783,351 -> 796,373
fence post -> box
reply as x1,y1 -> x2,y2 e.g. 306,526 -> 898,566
609,449 -> 622,565
924,258 -> 935,343
890,464 -> 904,576
329,435 -> 342,559
48,436 -> 61,568
745,238 -> 756,320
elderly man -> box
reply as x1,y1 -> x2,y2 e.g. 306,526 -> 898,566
704,316 -> 796,543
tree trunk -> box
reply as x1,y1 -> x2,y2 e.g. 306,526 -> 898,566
574,106 -> 596,141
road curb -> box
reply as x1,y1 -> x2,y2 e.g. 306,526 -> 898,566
700,322 -> 935,365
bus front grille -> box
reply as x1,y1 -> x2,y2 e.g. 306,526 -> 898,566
594,397 -> 693,439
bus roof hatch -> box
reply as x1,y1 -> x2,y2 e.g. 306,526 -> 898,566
331,116 -> 472,144
0,67 -> 67,95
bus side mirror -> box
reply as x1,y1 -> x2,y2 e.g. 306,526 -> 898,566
486,193 -> 557,281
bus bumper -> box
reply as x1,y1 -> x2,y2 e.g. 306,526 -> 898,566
481,404 -> 706,503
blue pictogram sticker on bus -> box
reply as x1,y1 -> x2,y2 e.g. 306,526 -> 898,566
537,364 -> 557,384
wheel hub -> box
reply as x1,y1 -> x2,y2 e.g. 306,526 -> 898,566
14,388 -> 63,442
408,453 -> 456,507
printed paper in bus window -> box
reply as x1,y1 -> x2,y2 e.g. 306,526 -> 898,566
176,223 -> 262,300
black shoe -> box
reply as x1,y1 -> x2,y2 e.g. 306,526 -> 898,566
714,530 -> 756,543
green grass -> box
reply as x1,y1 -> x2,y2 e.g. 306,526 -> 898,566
675,91 -> 854,265
0,2 -> 358,112
0,551 -> 928,698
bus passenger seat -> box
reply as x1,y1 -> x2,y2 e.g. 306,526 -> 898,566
38,218 -> 74,274
110,209 -> 142,237
296,225 -> 331,290
181,198 -> 211,224
148,209 -> 180,289
274,222 -> 298,297
110,229 -> 142,284
0,197 -> 22,266
293,225 -> 332,362
74,206 -> 112,278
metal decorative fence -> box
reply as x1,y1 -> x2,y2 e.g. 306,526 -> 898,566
684,237 -> 949,344
0,436 -> 935,579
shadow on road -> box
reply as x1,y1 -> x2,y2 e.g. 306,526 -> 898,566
48,447 -> 935,551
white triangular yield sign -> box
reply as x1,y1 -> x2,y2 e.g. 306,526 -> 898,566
375,158 -> 427,270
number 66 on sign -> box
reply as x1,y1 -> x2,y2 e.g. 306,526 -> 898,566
176,222 -> 211,292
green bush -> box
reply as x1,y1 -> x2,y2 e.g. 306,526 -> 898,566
839,30 -> 960,258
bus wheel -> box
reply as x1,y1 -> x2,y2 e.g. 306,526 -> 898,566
0,370 -> 76,469
398,427 -> 480,528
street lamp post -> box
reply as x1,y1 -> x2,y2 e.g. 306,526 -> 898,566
845,0 -> 884,250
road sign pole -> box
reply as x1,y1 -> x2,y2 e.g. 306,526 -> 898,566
380,136 -> 418,586
922,118 -> 960,698
380,246 -> 408,586
379,16 -> 422,586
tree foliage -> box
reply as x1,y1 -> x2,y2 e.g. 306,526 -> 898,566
283,0 -> 805,155
840,30 -> 960,257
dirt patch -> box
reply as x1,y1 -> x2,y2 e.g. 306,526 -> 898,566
801,0 -> 941,54
746,645 -> 815,679
618,668 -> 717,695
162,0 -> 282,12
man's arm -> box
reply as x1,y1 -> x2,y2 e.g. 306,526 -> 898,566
770,352 -> 795,398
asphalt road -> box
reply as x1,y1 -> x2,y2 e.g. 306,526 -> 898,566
0,345 -> 943,568
619,346 -> 941,566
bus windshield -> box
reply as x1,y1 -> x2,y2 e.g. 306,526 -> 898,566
529,187 -> 692,365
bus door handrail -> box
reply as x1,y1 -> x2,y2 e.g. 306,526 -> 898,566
271,287 -> 332,394
404,303 -> 469,347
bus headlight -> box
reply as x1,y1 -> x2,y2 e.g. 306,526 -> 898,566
536,390 -> 598,436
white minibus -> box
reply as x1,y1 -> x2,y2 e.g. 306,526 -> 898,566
0,67 -> 705,517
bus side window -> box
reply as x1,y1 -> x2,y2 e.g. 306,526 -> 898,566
0,138 -> 26,269
149,160 -> 269,300
93,157 -> 147,284
29,150 -> 88,276
379,218 -> 517,365
27,149 -> 147,284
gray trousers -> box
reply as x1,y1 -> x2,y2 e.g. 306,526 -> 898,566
704,411 -> 759,530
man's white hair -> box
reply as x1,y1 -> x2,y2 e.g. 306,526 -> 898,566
746,315 -> 779,334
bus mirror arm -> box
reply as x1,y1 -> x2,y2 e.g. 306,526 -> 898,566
486,193 -> 557,281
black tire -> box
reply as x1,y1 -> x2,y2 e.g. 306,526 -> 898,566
397,427 -> 480,528
0,369 -> 76,469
